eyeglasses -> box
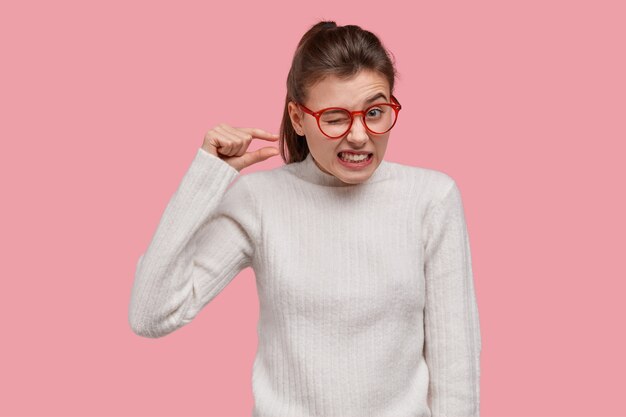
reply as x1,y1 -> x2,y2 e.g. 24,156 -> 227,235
297,94 -> 402,139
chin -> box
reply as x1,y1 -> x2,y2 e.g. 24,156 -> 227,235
336,168 -> 373,184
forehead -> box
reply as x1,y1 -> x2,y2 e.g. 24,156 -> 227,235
306,70 -> 390,109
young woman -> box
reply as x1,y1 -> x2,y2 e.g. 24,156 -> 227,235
129,21 -> 482,417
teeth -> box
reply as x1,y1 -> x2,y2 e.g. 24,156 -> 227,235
339,152 -> 369,162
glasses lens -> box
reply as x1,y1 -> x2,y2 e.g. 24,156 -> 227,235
319,109 -> 352,138
364,104 -> 397,134
318,105 -> 398,138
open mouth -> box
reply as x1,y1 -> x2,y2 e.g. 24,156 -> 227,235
336,152 -> 374,166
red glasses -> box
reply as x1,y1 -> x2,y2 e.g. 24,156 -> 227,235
297,94 -> 402,139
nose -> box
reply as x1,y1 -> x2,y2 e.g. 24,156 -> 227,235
345,113 -> 369,144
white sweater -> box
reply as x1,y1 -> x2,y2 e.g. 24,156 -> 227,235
129,147 -> 482,417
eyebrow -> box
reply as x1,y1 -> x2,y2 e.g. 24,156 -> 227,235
318,92 -> 389,112
364,92 -> 388,105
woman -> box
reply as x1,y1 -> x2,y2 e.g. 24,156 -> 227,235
129,21 -> 482,417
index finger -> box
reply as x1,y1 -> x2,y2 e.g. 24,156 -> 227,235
238,127 -> 280,141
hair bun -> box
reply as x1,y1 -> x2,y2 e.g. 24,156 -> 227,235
311,21 -> 336,32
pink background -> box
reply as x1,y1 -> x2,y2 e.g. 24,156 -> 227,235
1,1 -> 624,416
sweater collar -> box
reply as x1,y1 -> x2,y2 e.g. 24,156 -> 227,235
290,152 -> 389,187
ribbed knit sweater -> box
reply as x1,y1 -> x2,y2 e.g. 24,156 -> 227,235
128,147 -> 482,417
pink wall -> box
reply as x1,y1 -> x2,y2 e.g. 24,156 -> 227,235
1,1 -> 624,416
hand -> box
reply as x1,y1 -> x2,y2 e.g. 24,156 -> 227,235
202,123 -> 280,172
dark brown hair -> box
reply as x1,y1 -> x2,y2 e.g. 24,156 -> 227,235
279,21 -> 400,164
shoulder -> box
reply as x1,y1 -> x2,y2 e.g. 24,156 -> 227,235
384,159 -> 457,202
238,163 -> 290,184
232,163 -> 293,199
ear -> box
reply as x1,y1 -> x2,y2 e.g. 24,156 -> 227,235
287,101 -> 305,136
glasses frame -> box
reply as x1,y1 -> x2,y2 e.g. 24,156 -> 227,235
297,94 -> 402,139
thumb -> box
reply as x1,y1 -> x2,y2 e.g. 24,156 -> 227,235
242,146 -> 280,168
255,146 -> 280,161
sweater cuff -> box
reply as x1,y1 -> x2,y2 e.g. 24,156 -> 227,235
192,147 -> 240,180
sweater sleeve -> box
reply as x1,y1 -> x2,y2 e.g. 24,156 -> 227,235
422,180 -> 482,416
128,147 -> 259,338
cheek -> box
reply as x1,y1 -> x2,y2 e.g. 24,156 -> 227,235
375,137 -> 390,152
306,137 -> 335,160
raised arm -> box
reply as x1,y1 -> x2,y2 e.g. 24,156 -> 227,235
128,147 -> 259,338
422,180 -> 482,416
